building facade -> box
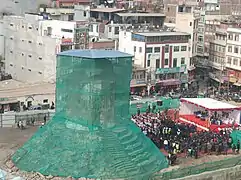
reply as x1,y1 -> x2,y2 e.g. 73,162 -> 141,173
119,30 -> 194,88
3,13 -> 88,83
226,27 -> 241,86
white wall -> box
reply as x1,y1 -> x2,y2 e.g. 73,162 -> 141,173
39,20 -> 76,40
4,15 -> 61,83
118,30 -> 145,67
175,13 -> 197,58
226,28 -> 241,71
0,20 -> 4,58
74,5 -> 90,21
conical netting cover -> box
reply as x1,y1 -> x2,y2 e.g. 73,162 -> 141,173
12,50 -> 168,179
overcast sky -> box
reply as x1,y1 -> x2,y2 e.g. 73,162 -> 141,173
1,0 -> 48,15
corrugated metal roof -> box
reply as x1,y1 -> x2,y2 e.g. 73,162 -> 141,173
57,50 -> 133,59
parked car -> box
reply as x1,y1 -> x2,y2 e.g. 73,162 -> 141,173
28,105 -> 42,110
130,95 -> 142,101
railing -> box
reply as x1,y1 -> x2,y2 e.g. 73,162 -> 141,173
0,110 -> 54,128
150,155 -> 241,180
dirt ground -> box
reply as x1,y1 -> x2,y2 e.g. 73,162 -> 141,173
0,127 -> 38,168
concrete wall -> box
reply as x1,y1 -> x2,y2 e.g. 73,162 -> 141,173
3,15 -> 60,83
174,165 -> 241,180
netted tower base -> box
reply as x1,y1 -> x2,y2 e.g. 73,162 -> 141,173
12,50 -> 168,179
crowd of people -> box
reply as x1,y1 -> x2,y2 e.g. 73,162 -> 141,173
131,109 -> 239,166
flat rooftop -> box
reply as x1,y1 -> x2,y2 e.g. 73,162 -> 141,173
58,49 -> 133,59
134,31 -> 190,37
90,8 -> 125,13
116,13 -> 165,17
0,79 -> 55,99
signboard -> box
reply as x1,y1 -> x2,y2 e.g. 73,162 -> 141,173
156,65 -> 186,74
132,33 -> 145,42
61,38 -> 73,45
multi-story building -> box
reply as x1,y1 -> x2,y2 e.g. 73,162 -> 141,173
209,27 -> 227,85
225,27 -> 241,86
119,29 -> 195,89
175,8 -> 199,79
3,13 -> 88,83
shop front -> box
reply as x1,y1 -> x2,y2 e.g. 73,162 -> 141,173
155,65 -> 187,91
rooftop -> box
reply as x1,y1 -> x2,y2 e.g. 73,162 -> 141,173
90,8 -> 125,13
181,98 -> 240,110
134,31 -> 190,37
0,80 -> 55,99
116,13 -> 165,17
58,50 -> 133,59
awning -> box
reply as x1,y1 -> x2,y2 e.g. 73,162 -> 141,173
0,99 -> 19,105
130,83 -> 146,88
234,83 -> 241,87
156,79 -> 181,86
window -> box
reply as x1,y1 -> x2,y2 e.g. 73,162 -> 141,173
22,25 -> 24,28
28,40 -> 32,43
164,58 -> 169,65
234,46 -> 239,53
28,69 -> 31,72
22,66 -> 24,69
108,27 -> 111,32
134,46 -> 136,52
28,55 -> 32,58
10,64 -> 13,66
83,11 -> 86,17
39,57 -> 42,60
190,22 -> 192,26
154,47 -> 160,53
21,39 -> 24,42
139,47 -> 142,53
227,57 -> 232,64
228,46 -> 232,52
228,33 -> 233,40
61,28 -> 73,33
164,45 -> 169,53
43,99 -> 48,103
181,57 -> 185,64
240,60 -> 241,66
21,53 -> 24,56
10,23 -> 13,27
156,59 -> 160,68
10,37 -> 13,40
146,47 -> 153,53
181,46 -> 187,51
233,58 -> 238,65
114,27 -> 119,34
173,58 -> 177,67
28,26 -> 32,29
147,59 -> 150,67
10,50 -> 13,53
38,71 -> 42,74
39,42 -> 42,45
20,102 -> 24,106
235,34 -> 239,41
174,46 -> 179,52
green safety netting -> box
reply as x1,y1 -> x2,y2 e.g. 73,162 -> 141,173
230,130 -> 241,145
12,50 -> 168,179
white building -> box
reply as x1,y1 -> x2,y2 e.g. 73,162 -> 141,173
0,79 -> 55,112
119,30 -> 195,88
3,13 -> 79,83
225,27 -> 241,85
